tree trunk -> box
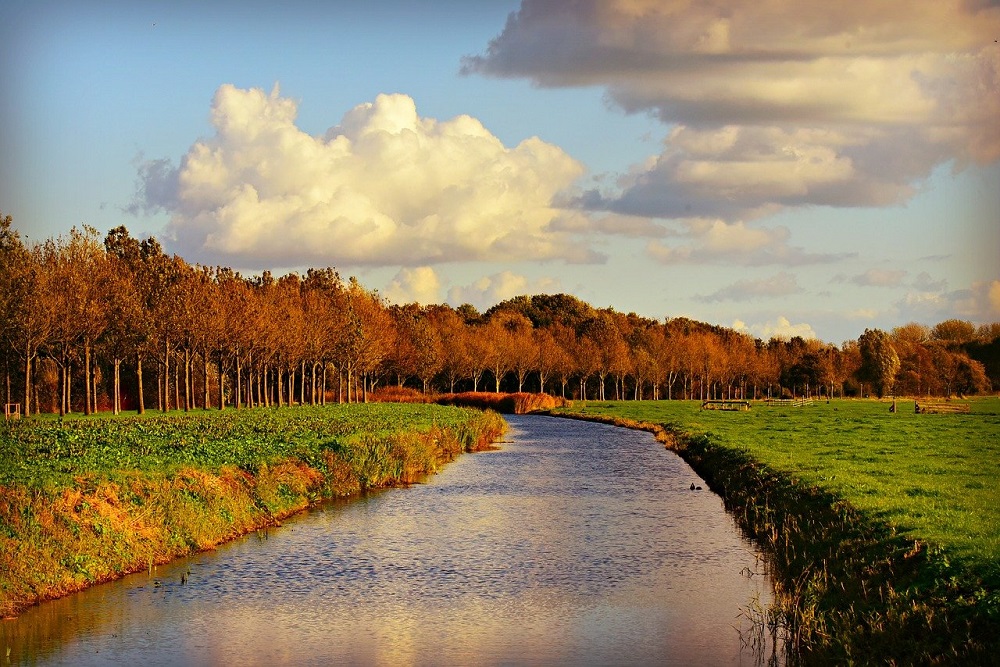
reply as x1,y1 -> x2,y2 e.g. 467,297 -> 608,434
235,357 -> 242,409
57,357 -> 66,417
24,353 -> 31,417
84,339 -> 92,416
137,355 -> 145,415
163,340 -> 170,412
203,352 -> 210,410
184,348 -> 191,412
274,367 -> 281,407
33,357 -> 40,416
114,358 -> 121,414
300,360 -> 306,405
321,364 -> 327,406
218,356 -> 226,410
174,363 -> 180,412
311,362 -> 319,406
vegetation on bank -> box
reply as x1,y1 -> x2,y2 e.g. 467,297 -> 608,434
0,403 -> 506,618
551,399 -> 1000,664
371,386 -> 568,414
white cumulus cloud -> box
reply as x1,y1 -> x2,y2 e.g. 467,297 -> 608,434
384,266 -> 442,306
134,84 -> 590,268
466,0 -> 1000,221
733,316 -> 818,341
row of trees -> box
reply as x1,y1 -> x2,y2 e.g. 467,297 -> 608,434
1,217 -> 996,417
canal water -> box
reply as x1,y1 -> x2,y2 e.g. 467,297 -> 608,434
3,415 -> 778,666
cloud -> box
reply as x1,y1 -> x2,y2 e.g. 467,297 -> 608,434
850,268 -> 909,288
647,219 -> 851,265
698,272 -> 803,302
733,316 -> 817,341
466,1 -> 1000,220
447,270 -> 561,310
895,278 -> 1000,323
847,308 -> 879,320
134,84 -> 590,268
912,271 -> 947,292
548,210 -> 667,238
832,269 -> 948,290
384,266 -> 442,305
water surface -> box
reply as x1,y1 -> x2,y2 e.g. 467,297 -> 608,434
3,415 -> 776,665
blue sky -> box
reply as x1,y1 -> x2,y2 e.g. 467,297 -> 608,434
2,0 -> 998,343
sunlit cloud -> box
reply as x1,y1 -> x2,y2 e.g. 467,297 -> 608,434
132,84 -> 592,269
895,278 -> 1000,323
647,219 -> 851,266
466,0 -> 1000,221
447,270 -> 561,311
833,269 -> 950,291
849,269 -> 909,288
698,272 -> 803,303
733,316 -> 817,341
384,266 -> 442,306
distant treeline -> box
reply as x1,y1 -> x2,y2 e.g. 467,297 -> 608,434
1,215 -> 997,416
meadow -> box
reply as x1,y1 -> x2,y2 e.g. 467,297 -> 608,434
0,404 -> 506,617
552,398 -> 1000,663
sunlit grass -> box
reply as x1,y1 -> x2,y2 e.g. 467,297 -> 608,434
554,398 -> 1000,569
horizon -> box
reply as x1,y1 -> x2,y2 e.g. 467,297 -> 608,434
2,0 -> 998,343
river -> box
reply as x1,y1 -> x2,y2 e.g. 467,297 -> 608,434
2,415 -> 778,666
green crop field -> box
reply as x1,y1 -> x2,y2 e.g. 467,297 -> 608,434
1,403 -> 498,489
555,398 -> 1000,568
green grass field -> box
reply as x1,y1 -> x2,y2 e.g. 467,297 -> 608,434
555,398 -> 1000,569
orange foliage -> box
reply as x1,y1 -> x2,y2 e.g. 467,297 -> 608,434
435,392 -> 567,414
369,386 -> 431,403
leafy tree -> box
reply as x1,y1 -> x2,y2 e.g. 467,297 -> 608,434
931,319 -> 977,345
0,215 -> 56,415
858,328 -> 900,398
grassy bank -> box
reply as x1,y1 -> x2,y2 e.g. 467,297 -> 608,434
550,399 -> 1000,664
0,404 -> 506,618
370,387 -> 569,414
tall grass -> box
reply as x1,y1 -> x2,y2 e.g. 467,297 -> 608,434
552,398 -> 1000,663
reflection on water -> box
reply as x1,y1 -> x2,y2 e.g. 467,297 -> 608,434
2,415 -> 778,666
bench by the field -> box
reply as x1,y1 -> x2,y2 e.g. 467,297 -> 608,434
764,398 -> 813,407
4,403 -> 20,421
915,401 -> 970,414
702,400 -> 751,411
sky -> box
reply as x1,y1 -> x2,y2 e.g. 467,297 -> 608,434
2,0 -> 998,344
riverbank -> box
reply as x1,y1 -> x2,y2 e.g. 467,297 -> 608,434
0,404 -> 506,618
549,399 -> 1000,664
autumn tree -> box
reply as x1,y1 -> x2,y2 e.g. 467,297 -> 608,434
0,215 -> 56,416
858,328 -> 900,398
